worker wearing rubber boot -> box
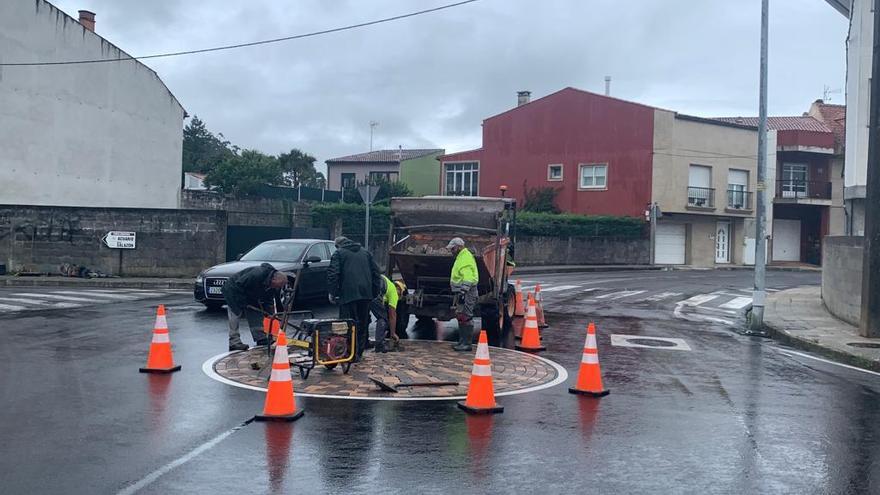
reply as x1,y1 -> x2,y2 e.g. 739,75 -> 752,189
370,274 -> 402,353
448,237 -> 479,352
222,263 -> 288,352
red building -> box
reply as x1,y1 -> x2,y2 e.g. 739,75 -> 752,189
438,87 -> 655,218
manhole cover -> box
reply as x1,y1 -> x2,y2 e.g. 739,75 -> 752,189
846,342 -> 880,349
627,338 -> 678,348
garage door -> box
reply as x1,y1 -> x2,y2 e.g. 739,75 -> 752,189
655,223 -> 686,265
772,219 -> 801,262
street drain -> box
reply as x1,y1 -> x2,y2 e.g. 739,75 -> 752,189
627,338 -> 677,348
846,342 -> 880,349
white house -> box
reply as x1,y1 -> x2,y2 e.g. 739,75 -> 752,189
0,1 -> 186,209
826,0 -> 869,235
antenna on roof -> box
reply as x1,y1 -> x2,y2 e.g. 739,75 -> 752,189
822,85 -> 842,102
369,121 -> 379,151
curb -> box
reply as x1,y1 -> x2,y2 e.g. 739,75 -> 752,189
514,265 -> 660,275
0,278 -> 192,290
764,323 -> 880,373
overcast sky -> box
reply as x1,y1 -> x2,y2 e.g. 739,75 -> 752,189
51,0 -> 849,175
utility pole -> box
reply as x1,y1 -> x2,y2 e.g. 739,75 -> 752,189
369,121 -> 379,151
750,0 -> 769,333
860,2 -> 880,338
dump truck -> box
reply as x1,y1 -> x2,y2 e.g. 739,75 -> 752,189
387,196 -> 517,346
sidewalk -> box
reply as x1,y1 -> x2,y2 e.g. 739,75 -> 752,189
0,275 -> 193,290
764,286 -> 880,372
514,263 -> 820,275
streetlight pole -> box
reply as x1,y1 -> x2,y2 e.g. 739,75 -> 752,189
860,0 -> 880,337
750,0 -> 769,333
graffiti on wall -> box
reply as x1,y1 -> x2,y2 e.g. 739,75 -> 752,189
0,212 -> 81,244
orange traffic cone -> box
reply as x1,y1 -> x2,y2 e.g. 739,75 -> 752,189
535,284 -> 548,328
514,279 -> 525,317
458,330 -> 504,414
569,323 -> 609,397
139,305 -> 181,374
515,294 -> 546,352
254,331 -> 304,422
263,316 -> 281,338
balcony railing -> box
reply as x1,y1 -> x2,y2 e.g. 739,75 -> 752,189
687,187 -> 715,208
775,180 -> 832,200
726,190 -> 753,210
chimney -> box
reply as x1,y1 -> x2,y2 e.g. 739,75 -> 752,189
517,91 -> 531,107
78,10 -> 96,32
604,76 -> 612,96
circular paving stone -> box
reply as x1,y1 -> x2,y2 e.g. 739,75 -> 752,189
205,340 -> 566,400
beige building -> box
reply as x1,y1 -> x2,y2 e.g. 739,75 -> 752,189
652,113 -> 759,267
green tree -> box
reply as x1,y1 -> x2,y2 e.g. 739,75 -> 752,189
523,186 -> 561,213
343,177 -> 412,204
277,149 -> 326,188
182,116 -> 234,173
203,149 -> 282,196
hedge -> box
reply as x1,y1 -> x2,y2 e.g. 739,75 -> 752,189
311,203 -> 645,240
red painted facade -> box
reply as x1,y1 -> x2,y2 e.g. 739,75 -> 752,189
439,88 -> 655,218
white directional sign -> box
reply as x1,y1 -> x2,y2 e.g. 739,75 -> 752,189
102,231 -> 136,249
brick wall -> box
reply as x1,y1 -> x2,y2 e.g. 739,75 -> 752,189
0,205 -> 227,277
514,236 -> 650,266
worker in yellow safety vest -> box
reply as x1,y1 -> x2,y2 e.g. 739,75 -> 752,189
447,237 -> 479,352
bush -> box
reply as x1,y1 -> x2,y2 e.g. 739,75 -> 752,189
522,186 -> 561,213
311,203 -> 391,244
517,212 -> 645,238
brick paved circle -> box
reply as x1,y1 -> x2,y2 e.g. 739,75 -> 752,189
208,340 -> 565,400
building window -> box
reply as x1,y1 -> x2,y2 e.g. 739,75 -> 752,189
547,164 -> 563,181
687,164 -> 714,208
578,164 -> 607,189
444,162 -> 479,196
341,173 -> 357,189
727,169 -> 750,209
780,163 -> 808,198
369,171 -> 399,183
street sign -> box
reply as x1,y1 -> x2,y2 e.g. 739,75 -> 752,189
102,231 -> 136,249
357,184 -> 379,204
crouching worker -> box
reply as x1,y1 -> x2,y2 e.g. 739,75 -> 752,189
370,275 -> 406,353
221,262 -> 288,351
448,237 -> 479,352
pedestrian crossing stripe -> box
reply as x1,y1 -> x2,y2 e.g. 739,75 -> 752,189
595,290 -> 645,300
0,289 -> 182,314
539,285 -> 582,293
719,297 -> 752,310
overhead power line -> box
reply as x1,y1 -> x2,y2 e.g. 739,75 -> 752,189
0,0 -> 479,67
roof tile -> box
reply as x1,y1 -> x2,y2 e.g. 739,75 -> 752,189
326,149 -> 444,163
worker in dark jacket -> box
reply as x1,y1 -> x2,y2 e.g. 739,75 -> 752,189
222,263 -> 288,351
327,236 -> 382,361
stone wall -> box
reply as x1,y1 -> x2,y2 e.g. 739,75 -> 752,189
822,236 -> 864,326
180,190 -> 311,227
514,236 -> 650,266
0,205 -> 226,278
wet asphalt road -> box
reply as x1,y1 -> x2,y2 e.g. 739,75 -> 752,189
3,270 -> 880,494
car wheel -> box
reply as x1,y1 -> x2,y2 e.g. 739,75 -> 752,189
203,301 -> 224,311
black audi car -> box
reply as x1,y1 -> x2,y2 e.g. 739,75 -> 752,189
194,238 -> 336,310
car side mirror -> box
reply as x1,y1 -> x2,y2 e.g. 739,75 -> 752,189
236,253 -> 244,260
303,255 -> 322,265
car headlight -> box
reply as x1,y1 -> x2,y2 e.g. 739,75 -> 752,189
195,273 -> 204,284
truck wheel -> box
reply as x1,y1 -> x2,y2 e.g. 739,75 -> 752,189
480,305 -> 503,347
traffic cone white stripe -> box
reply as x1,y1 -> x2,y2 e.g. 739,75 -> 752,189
586,333 -> 597,348
270,369 -> 292,382
152,333 -> 170,344
582,353 -> 599,364
154,315 -> 168,329
475,343 -> 490,360
472,363 -> 493,377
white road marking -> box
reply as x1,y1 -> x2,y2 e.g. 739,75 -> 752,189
778,349 -> 880,378
766,288 -> 780,292
643,292 -> 683,302
539,285 -> 582,293
719,297 -> 752,310
595,290 -> 645,300
679,294 -> 720,306
0,297 -> 80,309
53,291 -> 139,300
0,303 -> 28,311
610,334 -> 692,351
12,293 -> 98,302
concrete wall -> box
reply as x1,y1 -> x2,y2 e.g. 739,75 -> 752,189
180,190 -> 311,228
0,1 -> 185,209
0,205 -> 226,277
399,152 -> 443,196
326,163 -> 399,190
822,236 -> 864,326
